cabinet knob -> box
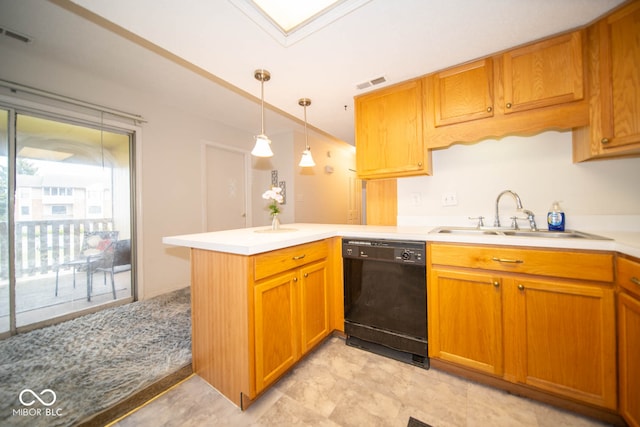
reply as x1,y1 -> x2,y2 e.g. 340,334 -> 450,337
487,106 -> 493,113
506,102 -> 512,109
518,284 -> 525,291
631,277 -> 640,286
304,273 -> 309,278
292,254 -> 306,261
493,281 -> 500,288
601,137 -> 610,145
418,162 -> 423,167
293,277 -> 298,282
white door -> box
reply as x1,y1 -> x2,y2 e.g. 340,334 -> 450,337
204,143 -> 249,231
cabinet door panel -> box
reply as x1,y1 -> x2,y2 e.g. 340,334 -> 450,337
429,269 -> 503,375
514,279 -> 616,409
355,79 -> 425,178
604,2 -> 640,149
433,58 -> 494,126
299,261 -> 329,354
254,273 -> 297,393
504,31 -> 584,113
618,292 -> 640,427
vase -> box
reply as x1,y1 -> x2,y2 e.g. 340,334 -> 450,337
271,214 -> 280,231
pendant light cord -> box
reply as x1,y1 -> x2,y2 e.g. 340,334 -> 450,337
304,103 -> 309,150
260,78 -> 265,135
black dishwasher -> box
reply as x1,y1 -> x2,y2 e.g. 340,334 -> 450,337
342,238 -> 428,368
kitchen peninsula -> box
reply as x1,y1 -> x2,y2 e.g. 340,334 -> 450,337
164,223 -> 640,423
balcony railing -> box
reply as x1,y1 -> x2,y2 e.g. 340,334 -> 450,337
0,219 -> 115,279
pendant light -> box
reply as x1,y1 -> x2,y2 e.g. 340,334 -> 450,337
298,98 -> 316,167
251,69 -> 274,157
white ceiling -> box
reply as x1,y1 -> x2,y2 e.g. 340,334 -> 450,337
0,0 -> 627,146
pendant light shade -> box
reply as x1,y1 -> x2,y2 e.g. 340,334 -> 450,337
252,134 -> 273,157
252,69 -> 274,157
298,98 -> 315,167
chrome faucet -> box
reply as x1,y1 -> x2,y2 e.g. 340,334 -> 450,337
494,190 -> 523,227
522,209 -> 538,231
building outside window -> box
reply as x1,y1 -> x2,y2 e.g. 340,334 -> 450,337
0,101 -> 137,336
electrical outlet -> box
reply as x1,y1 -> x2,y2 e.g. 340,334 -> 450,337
411,193 -> 422,206
441,192 -> 458,206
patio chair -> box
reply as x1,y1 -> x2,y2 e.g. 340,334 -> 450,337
94,239 -> 131,300
54,230 -> 119,301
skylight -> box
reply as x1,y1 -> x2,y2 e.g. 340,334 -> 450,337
230,0 -> 372,46
251,0 -> 341,34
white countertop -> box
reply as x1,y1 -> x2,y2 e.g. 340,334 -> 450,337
163,223 -> 640,258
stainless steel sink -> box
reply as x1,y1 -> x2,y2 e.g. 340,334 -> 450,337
430,226 -> 611,240
433,227 -> 502,236
500,230 -> 611,239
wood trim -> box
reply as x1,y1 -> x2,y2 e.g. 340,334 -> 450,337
365,179 -> 397,225
328,237 -> 345,332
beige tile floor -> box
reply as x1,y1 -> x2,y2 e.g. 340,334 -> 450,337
113,337 -> 611,427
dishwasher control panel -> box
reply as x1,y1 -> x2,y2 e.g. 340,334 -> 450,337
342,238 -> 425,266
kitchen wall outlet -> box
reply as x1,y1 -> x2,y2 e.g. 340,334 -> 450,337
442,192 -> 458,206
411,192 -> 422,206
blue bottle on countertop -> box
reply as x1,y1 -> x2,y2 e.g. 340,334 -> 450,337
547,201 -> 565,231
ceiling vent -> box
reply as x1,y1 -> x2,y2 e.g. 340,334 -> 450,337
356,75 -> 386,90
0,27 -> 32,43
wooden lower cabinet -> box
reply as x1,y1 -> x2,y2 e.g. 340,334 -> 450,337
428,243 -> 617,413
254,260 -> 329,393
505,278 -> 616,409
299,261 -> 330,353
429,269 -> 503,375
190,239 -> 334,409
617,255 -> 640,427
617,292 -> 640,427
254,272 -> 298,392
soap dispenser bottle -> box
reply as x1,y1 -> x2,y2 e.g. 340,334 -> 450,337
547,201 -> 565,231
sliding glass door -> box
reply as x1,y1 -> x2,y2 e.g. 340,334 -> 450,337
1,108 -> 135,333
0,108 -> 8,335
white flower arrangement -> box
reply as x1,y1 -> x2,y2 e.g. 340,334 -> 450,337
262,186 -> 283,216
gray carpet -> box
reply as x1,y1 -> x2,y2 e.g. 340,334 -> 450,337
0,287 -> 191,427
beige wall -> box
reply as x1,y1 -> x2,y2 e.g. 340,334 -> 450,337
0,40 -> 356,299
397,131 -> 640,229
293,130 -> 357,224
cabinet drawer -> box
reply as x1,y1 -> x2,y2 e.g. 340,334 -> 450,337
254,240 -> 329,281
617,256 -> 640,297
429,243 -> 613,282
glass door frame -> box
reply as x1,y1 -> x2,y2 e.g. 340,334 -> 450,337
0,94 -> 139,336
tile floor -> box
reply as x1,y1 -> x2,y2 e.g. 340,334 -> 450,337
114,337 -> 611,427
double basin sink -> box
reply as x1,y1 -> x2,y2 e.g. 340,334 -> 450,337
430,226 -> 611,240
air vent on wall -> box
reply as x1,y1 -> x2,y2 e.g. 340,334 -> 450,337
356,75 -> 386,90
0,26 -> 33,43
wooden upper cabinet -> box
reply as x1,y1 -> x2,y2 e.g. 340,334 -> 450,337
433,58 -> 494,127
573,1 -> 640,161
503,31 -> 584,114
355,79 -> 431,179
425,30 -> 589,149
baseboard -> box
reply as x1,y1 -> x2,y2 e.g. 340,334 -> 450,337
429,359 -> 624,426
